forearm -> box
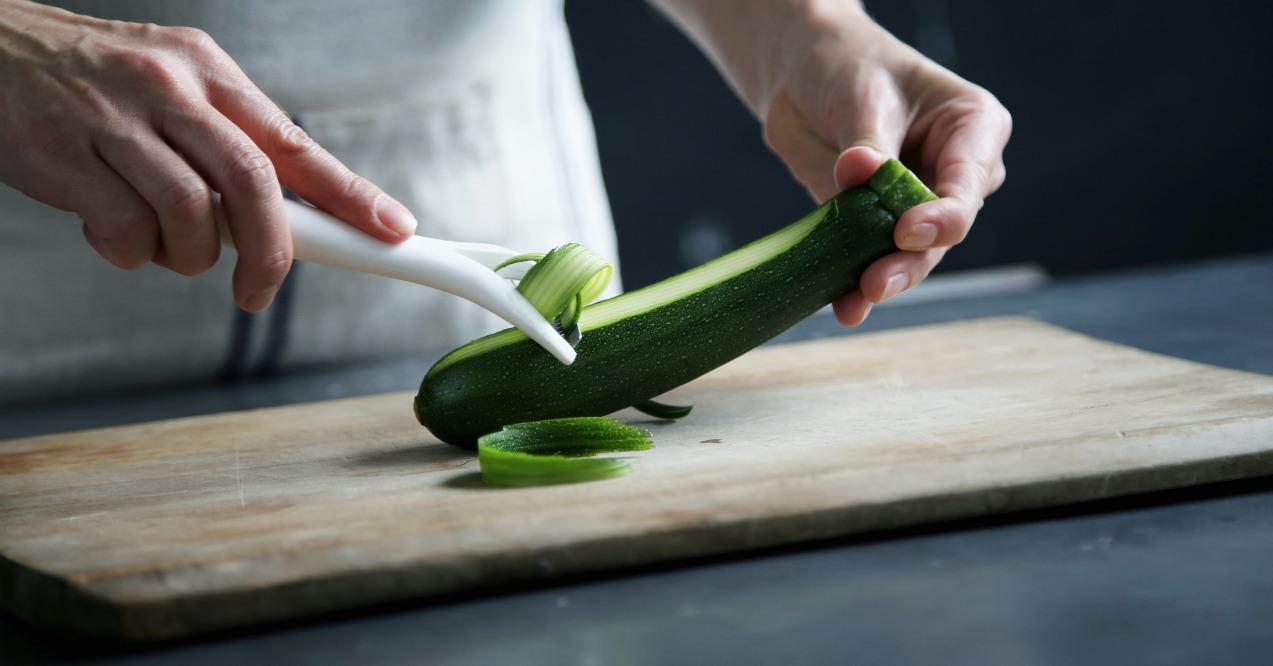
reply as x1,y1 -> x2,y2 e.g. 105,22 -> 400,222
648,0 -> 867,117
654,0 -> 1010,329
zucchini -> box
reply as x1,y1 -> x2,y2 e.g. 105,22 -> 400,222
415,160 -> 936,446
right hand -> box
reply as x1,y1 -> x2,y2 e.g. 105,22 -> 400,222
0,0 -> 418,311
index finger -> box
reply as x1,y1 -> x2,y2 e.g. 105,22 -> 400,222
209,80 -> 417,243
929,101 -> 1012,203
895,100 -> 1012,251
162,107 -> 292,311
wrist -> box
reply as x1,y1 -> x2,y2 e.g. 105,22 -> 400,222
650,1 -> 837,117
763,1 -> 878,115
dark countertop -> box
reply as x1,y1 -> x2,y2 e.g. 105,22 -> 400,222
3,253 -> 1272,665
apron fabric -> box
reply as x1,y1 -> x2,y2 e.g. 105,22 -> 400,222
0,0 -> 618,403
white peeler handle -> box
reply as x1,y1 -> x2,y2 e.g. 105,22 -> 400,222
218,197 -> 576,365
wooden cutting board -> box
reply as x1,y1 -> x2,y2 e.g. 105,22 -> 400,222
3,316 -> 1273,641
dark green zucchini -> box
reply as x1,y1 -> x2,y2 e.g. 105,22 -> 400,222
415,160 -> 936,446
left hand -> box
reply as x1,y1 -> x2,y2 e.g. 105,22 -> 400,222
761,7 -> 1012,325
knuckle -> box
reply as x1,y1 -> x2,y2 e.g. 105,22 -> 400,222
166,26 -> 218,54
109,48 -> 182,93
158,176 -> 211,219
994,101 -> 1014,133
226,147 -> 277,191
949,158 -> 994,193
970,159 -> 994,185
130,21 -> 165,41
801,0 -> 846,34
971,90 -> 1013,133
990,162 -> 1007,192
968,88 -> 999,109
340,173 -> 375,203
251,245 -> 292,282
948,96 -> 987,120
268,114 -> 315,156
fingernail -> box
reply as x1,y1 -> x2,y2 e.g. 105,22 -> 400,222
902,222 -> 938,249
854,302 -> 873,327
244,287 -> 277,312
377,196 -> 418,237
881,273 -> 909,301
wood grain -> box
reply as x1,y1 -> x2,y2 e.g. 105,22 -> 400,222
3,317 -> 1272,640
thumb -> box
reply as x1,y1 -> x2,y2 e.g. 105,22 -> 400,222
833,145 -> 890,190
826,71 -> 907,189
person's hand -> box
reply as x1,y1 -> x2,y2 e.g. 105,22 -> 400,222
653,0 -> 1011,326
761,6 -> 1011,326
0,0 -> 417,311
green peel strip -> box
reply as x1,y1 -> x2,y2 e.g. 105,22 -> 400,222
511,243 -> 613,332
633,400 -> 694,420
492,252 -> 546,272
477,417 -> 654,487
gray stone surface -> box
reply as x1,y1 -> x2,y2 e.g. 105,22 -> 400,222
3,253 -> 1272,664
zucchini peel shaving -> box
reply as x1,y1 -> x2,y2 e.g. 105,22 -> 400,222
477,417 -> 653,487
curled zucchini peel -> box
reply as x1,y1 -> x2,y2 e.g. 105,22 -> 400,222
477,417 -> 653,487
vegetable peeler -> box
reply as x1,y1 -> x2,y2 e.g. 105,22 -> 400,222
218,198 -> 577,365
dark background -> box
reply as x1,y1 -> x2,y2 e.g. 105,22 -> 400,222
566,0 -> 1273,289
